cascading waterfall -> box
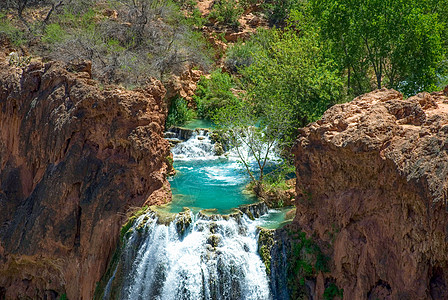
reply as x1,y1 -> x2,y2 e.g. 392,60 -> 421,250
102,126 -> 291,300
105,211 -> 272,300
171,129 -> 217,160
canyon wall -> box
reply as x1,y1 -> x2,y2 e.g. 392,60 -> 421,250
0,53 -> 171,299
293,88 -> 448,299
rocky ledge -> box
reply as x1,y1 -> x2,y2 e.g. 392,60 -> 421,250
293,88 -> 448,299
0,55 -> 171,299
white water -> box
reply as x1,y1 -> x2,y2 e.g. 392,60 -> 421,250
171,129 -> 279,164
111,212 -> 271,300
172,130 -> 217,160
103,128 -> 279,299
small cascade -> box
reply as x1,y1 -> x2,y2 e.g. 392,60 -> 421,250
170,129 -> 219,160
104,209 -> 272,300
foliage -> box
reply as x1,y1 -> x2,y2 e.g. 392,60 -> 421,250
194,69 -> 241,119
225,28 -> 274,72
241,19 -> 343,144
0,13 -> 26,46
239,0 -> 260,10
119,205 -> 149,241
324,283 -> 344,300
257,228 -> 274,275
262,0 -> 305,26
209,0 -> 243,28
166,97 -> 196,128
311,0 -> 446,96
213,94 -> 290,193
42,23 -> 65,44
287,229 -> 330,298
262,161 -> 295,192
0,0 -> 212,86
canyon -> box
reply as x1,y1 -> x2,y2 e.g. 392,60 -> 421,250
2,48 -> 448,299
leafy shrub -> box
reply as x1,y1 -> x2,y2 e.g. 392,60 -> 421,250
166,97 -> 196,128
42,23 -> 66,44
1,0 -> 212,87
263,0 -> 303,26
225,28 -> 274,72
194,69 -> 241,120
239,0 -> 261,10
225,42 -> 257,73
287,230 -> 330,298
0,13 -> 25,46
324,283 -> 343,300
209,0 -> 243,28
241,24 -> 343,144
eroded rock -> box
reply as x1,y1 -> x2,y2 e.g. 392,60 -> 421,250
0,58 -> 171,299
293,88 -> 448,299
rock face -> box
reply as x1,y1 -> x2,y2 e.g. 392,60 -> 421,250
165,68 -> 203,107
0,55 -> 171,299
293,88 -> 448,299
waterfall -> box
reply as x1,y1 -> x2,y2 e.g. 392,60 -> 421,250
100,126 -> 292,300
104,211 -> 272,300
171,129 -> 217,160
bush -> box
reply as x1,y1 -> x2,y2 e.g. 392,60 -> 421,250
166,97 -> 196,128
0,13 -> 25,46
240,23 -> 343,144
209,0 -> 243,28
1,0 -> 212,87
42,23 -> 66,44
263,0 -> 304,26
324,283 -> 343,300
225,28 -> 274,73
194,69 -> 241,120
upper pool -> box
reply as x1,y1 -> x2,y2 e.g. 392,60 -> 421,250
163,123 -> 293,228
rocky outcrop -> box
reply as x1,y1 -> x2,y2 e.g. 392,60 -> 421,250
0,55 -> 171,299
165,68 -> 203,107
293,88 -> 448,299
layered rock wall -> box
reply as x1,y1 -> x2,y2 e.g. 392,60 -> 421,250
293,89 -> 448,299
0,54 -> 171,299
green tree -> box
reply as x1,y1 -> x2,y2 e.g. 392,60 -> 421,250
213,100 -> 290,194
241,19 -> 343,143
311,0 -> 446,95
194,69 -> 241,119
214,14 -> 342,190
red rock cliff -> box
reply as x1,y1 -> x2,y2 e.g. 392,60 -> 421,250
0,54 -> 171,299
293,88 -> 448,299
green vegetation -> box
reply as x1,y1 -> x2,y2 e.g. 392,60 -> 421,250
166,97 -> 196,128
119,205 -> 149,242
240,20 -> 343,143
324,283 -> 344,300
263,163 -> 295,190
0,0 -> 213,86
0,13 -> 25,46
214,13 -> 342,192
257,228 -> 275,275
194,69 -> 241,120
287,229 -> 330,298
311,0 -> 447,96
209,0 -> 243,28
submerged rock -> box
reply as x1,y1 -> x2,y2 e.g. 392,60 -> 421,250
239,201 -> 269,220
293,88 -> 448,299
175,210 -> 193,237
